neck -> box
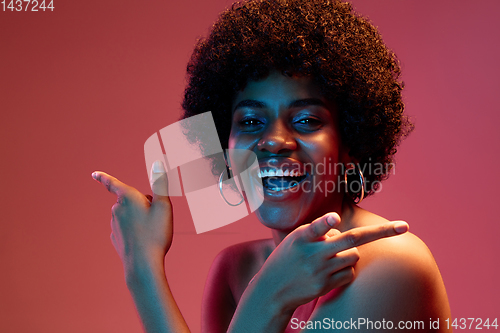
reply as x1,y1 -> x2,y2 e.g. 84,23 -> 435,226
271,198 -> 358,246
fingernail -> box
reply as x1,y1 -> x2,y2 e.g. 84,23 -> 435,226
91,172 -> 97,180
152,160 -> 166,173
394,221 -> 409,234
327,213 -> 340,227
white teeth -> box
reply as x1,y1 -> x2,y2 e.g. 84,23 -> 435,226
258,168 -> 305,178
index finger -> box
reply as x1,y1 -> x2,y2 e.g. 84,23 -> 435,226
302,212 -> 341,241
91,171 -> 130,197
326,221 -> 409,253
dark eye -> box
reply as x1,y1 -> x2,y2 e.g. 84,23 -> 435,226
294,117 -> 323,131
297,118 -> 316,125
239,118 -> 264,130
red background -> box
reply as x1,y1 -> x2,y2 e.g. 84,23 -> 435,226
1,1 -> 499,332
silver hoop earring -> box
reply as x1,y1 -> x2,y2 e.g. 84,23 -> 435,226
344,164 -> 365,204
218,168 -> 245,206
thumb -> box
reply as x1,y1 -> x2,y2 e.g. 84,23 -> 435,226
149,160 -> 170,204
303,212 -> 341,241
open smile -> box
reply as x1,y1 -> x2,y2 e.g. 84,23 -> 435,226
251,157 -> 311,196
259,171 -> 308,191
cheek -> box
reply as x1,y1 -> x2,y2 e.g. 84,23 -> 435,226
227,132 -> 260,174
228,131 -> 235,149
228,127 -> 242,149
228,132 -> 259,151
300,133 -> 343,177
302,132 -> 341,158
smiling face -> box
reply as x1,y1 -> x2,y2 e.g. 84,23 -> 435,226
229,71 -> 350,234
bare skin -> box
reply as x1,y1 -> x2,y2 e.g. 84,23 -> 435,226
92,72 -> 451,332
92,168 -> 415,333
203,203 -> 451,332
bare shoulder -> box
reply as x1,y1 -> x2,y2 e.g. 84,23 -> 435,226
211,238 -> 274,286
311,211 -> 451,332
350,209 -> 443,273
202,238 -> 274,333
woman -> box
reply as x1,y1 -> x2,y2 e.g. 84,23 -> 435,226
92,0 -> 451,331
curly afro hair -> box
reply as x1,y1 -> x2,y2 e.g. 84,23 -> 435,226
181,0 -> 413,196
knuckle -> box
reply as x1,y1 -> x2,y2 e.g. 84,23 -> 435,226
381,223 -> 395,237
339,267 -> 355,283
311,281 -> 324,295
326,228 -> 340,238
334,250 -> 347,266
111,203 -> 119,215
347,267 -> 356,280
379,223 -> 390,235
344,246 -> 359,258
335,255 -> 348,267
111,203 -> 125,219
343,250 -> 359,266
346,230 -> 361,246
343,250 -> 359,265
352,248 -> 360,262
104,178 -> 113,192
294,225 -> 309,241
117,195 -> 129,206
331,267 -> 355,289
307,223 -> 319,238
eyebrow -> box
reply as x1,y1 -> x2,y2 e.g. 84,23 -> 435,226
233,98 -> 327,111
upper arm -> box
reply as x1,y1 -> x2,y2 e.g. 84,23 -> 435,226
308,234 -> 451,332
201,248 -> 237,333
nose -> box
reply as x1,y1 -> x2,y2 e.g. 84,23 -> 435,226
257,119 -> 297,154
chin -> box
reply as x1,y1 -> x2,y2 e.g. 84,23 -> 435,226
255,204 -> 307,232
